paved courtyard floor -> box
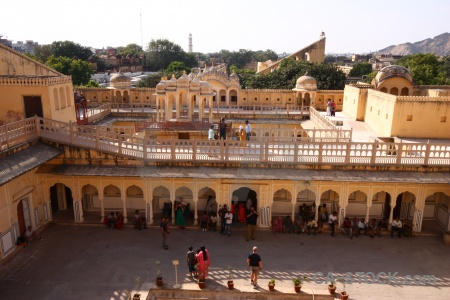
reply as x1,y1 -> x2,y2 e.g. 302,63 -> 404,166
0,223 -> 449,300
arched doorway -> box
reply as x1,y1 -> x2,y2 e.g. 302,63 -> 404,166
371,191 -> 391,220
126,185 -> 145,222
198,187 -> 216,213
320,189 -> 339,223
297,189 -> 316,220
175,186 -> 193,222
393,191 -> 416,220
423,192 -> 450,232
347,190 -> 368,219
81,184 -> 99,222
50,183 -> 73,221
272,188 -> 292,216
17,198 -> 32,237
230,89 -> 238,104
153,186 -> 171,219
232,187 -> 257,211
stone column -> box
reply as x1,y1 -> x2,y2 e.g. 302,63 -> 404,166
99,196 -> 105,223
413,195 -> 425,232
193,197 -> 199,226
122,194 -> 128,223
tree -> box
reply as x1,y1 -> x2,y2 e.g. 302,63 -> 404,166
83,80 -> 100,88
50,41 -> 92,60
145,39 -> 194,71
34,44 -> 53,62
349,62 -> 373,77
396,53 -> 445,85
117,43 -> 143,57
165,61 -> 191,78
135,73 -> 164,88
440,55 -> 450,84
46,55 -> 94,85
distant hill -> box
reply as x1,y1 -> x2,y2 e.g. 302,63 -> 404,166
378,33 -> 450,56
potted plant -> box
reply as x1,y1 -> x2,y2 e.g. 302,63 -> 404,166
130,276 -> 141,300
293,275 -> 306,293
328,279 -> 336,295
268,278 -> 275,291
155,261 -> 163,287
340,279 -> 349,300
227,266 -> 234,289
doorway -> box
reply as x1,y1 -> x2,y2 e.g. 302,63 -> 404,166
17,198 -> 32,237
23,96 -> 43,118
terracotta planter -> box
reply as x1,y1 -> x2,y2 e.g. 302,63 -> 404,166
268,284 -> 275,291
227,281 -> 234,289
198,280 -> 205,289
328,285 -> 336,294
133,293 -> 141,300
156,278 -> 163,287
443,231 -> 450,245
340,292 -> 349,300
294,285 -> 301,293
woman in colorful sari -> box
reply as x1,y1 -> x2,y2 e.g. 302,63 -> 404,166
239,203 -> 246,222
175,202 -> 185,229
197,245 -> 210,279
273,216 -> 282,233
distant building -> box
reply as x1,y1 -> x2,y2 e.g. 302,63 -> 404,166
12,40 -> 39,55
0,35 -> 12,48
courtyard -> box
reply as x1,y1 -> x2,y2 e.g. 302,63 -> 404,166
0,223 -> 449,300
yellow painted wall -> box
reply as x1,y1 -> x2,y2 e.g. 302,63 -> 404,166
364,90 -> 396,137
343,85 -> 368,121
391,98 -> 450,138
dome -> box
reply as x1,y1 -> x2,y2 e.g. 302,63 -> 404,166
166,74 -> 178,89
373,65 -> 413,88
190,76 -> 200,91
293,73 -> 317,91
200,81 -> 213,94
156,81 -> 166,92
177,72 -> 190,87
110,72 -> 131,83
230,72 -> 239,82
109,72 -> 133,89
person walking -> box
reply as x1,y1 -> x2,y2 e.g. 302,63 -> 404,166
224,207 -> 233,236
219,118 -> 227,140
197,245 -> 210,279
160,217 -> 169,250
328,211 -> 338,237
186,246 -> 196,277
247,246 -> 262,288
246,206 -> 259,241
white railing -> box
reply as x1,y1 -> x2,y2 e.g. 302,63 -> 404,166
309,107 -> 341,130
3,116 -> 450,167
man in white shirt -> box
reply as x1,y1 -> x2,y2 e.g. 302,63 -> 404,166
306,218 -> 318,236
224,207 -> 233,236
391,217 -> 402,238
328,211 -> 338,237
245,120 -> 252,141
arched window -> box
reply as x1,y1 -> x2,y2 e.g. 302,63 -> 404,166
390,87 -> 398,95
400,87 -> 409,96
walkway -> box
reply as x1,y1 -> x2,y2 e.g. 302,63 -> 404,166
0,224 -> 449,300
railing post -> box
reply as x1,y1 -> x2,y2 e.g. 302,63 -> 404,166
35,116 -> 41,137
171,139 -> 176,161
423,141 -> 430,165
225,140 -> 229,161
294,140 -> 298,163
318,142 -> 323,164
23,119 -> 28,141
370,141 -> 378,165
118,133 -> 122,155
192,140 -> 197,161
396,143 -> 402,164
143,138 -> 147,160
95,128 -> 100,150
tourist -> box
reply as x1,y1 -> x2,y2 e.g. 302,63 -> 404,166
175,202 -> 185,229
239,125 -> 246,141
330,100 -> 336,116
326,99 -> 331,116
378,218 -> 388,235
246,197 -> 252,214
134,210 -> 146,230
306,218 -> 318,236
282,215 -> 294,233
115,212 -> 124,230
273,216 -> 282,233
358,218 -> 368,236
197,245 -> 210,279
402,218 -> 412,237
391,217 -> 402,238
246,206 -> 259,241
186,246 -> 196,277
328,211 -> 338,237
160,217 -> 169,250
208,212 -> 218,232
319,203 -> 328,223
341,217 -> 353,239
208,125 -> 214,140
107,212 -> 116,228
200,211 -> 209,231
219,118 -> 227,140
224,207 -> 233,236
238,202 -> 246,222
245,120 -> 252,141
293,216 -> 302,234
368,218 -> 379,238
219,204 -> 228,234
247,246 -> 262,288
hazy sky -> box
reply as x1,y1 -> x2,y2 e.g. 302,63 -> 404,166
2,0 -> 449,54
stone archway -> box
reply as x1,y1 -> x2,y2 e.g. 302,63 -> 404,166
394,191 -> 416,220
319,189 -> 339,220
297,189 -> 316,221
347,190 -> 368,219
81,184 -> 99,222
371,191 -> 391,220
50,183 -> 74,221
424,192 -> 450,232
126,185 -> 145,222
272,188 -> 292,216
153,185 -> 171,219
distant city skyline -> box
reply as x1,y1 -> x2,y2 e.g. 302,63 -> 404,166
2,0 -> 449,55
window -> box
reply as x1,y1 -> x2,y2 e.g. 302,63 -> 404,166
243,98 -> 246,101
254,97 -> 257,101
386,114 -> 389,119
288,98 -> 291,101
106,96 -> 108,100
266,98 -> 268,101
93,96 -> 96,99
441,116 -> 447,123
135,97 -> 138,100
407,115 -> 413,121
277,98 -> 280,101
147,96 -> 149,99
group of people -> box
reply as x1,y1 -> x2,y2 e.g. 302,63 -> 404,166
272,215 -> 319,236
186,245 -> 210,279
185,244 -> 262,291
238,120 -> 252,141
105,212 -> 124,229
326,99 -> 336,117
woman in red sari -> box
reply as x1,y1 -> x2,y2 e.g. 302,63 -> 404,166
196,245 -> 210,279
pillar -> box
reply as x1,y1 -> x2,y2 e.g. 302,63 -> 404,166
413,195 -> 425,232
193,197 -> 198,226
99,196 -> 104,223
122,194 -> 128,223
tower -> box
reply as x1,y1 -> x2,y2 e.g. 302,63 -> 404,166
188,33 -> 193,53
